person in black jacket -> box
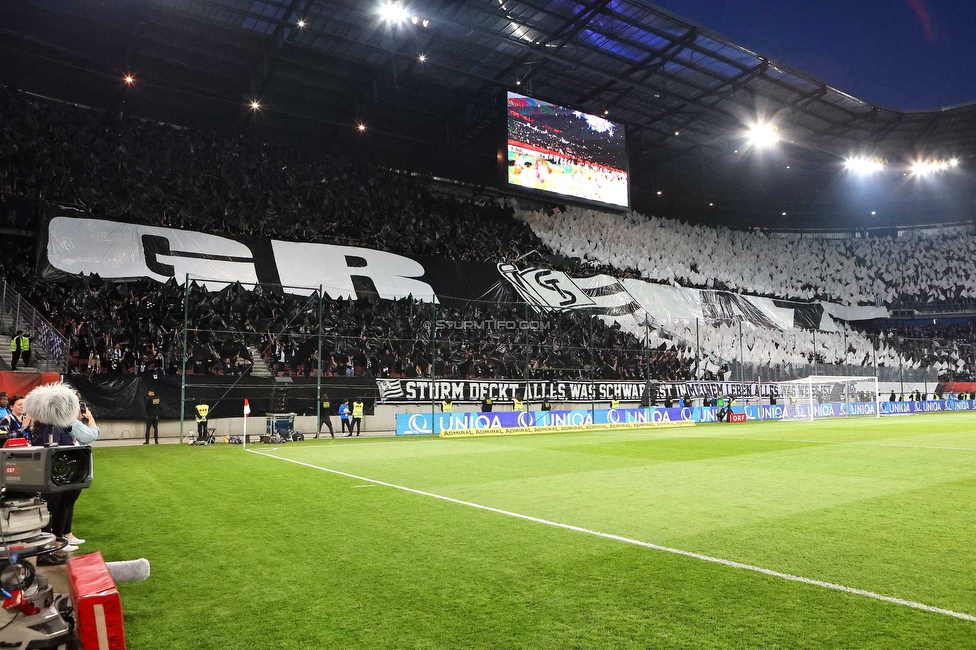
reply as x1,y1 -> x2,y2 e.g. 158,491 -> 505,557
24,384 -> 89,566
480,397 -> 493,412
145,389 -> 161,444
318,392 -> 335,439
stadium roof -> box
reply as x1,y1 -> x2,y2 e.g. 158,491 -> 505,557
2,0 -> 976,228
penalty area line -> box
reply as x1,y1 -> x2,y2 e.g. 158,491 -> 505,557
246,449 -> 976,624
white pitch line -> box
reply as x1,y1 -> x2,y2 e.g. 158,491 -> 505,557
247,449 -> 976,623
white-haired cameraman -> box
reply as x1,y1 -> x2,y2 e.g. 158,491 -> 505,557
23,383 -> 99,566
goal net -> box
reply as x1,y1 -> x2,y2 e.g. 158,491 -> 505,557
775,375 -> 880,422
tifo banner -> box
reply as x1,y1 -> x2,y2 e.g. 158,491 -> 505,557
377,378 -> 649,403
40,206 -> 887,327
377,378 -> 784,403
657,381 -> 773,399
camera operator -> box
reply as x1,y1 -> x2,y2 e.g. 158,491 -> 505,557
24,384 -> 99,565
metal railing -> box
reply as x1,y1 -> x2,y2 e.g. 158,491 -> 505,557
0,279 -> 68,372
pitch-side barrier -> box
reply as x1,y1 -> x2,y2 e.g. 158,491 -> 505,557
394,399 -> 976,436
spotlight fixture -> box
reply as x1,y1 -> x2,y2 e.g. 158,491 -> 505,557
656,191 -> 662,196
297,18 -> 305,27
357,123 -> 367,132
422,18 -> 429,27
844,156 -> 884,175
912,159 -> 955,176
123,74 -> 135,85
418,54 -> 426,62
249,100 -> 261,110
746,121 -> 779,148
411,15 -> 418,24
379,2 -> 408,24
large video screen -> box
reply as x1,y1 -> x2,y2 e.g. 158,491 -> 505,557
506,92 -> 629,208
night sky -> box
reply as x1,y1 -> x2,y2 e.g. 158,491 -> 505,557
652,0 -> 976,111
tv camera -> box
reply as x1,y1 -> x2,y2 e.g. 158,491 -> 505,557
0,445 -> 93,649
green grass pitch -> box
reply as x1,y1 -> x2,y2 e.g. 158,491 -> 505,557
78,414 -> 976,648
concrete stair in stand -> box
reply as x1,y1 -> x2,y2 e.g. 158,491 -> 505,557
0,332 -> 60,373
248,347 -> 272,377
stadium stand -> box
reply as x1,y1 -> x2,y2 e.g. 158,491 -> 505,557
0,86 -> 539,261
0,87 -> 972,382
518,204 -> 976,306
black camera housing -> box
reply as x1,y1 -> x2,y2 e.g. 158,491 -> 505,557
1,446 -> 93,493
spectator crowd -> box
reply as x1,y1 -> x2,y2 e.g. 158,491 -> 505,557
0,85 -> 973,382
519,205 -> 976,306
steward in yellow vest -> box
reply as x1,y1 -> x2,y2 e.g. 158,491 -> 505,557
441,399 -> 453,412
194,403 -> 210,440
610,399 -> 620,409
351,400 -> 364,436
513,399 -> 524,411
9,331 -> 28,371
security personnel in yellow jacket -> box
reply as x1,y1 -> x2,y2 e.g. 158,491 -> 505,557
195,402 -> 210,441
513,398 -> 524,411
441,399 -> 452,413
20,333 -> 30,368
10,330 -> 28,371
610,399 -> 620,409
351,400 -> 364,436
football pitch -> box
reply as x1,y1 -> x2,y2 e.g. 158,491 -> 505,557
80,414 -> 976,648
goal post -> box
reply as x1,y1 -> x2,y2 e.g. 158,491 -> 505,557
775,375 -> 880,422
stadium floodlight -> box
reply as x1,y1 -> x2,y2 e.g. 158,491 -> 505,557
845,156 -> 884,175
912,159 -> 953,176
357,123 -> 367,132
745,121 -> 779,148
950,158 -> 959,167
379,2 -> 409,24
250,100 -> 261,111
418,53 -> 426,62
123,74 -> 135,85
296,18 -> 305,27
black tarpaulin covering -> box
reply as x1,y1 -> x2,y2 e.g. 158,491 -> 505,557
68,375 -> 183,420
69,374 -> 378,420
